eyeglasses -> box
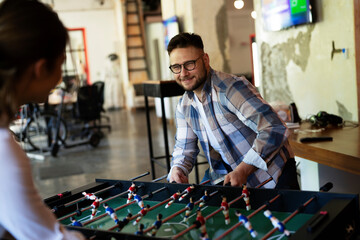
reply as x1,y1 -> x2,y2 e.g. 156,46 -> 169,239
169,54 -> 203,74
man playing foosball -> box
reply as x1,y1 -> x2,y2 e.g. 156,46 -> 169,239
167,32 -> 299,189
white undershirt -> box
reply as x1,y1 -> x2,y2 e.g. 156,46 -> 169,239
194,95 -> 230,166
0,128 -> 85,240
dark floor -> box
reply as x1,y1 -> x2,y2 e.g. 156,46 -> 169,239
28,107 -> 208,198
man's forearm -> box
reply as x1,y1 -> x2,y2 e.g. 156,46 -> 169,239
234,161 -> 258,179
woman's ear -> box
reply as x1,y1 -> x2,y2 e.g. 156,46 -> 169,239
33,58 -> 47,79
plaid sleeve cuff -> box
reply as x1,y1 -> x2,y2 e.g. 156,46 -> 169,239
167,165 -> 189,182
242,148 -> 268,171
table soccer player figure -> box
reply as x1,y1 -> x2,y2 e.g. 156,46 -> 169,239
103,203 -> 120,225
167,33 -> 300,190
151,213 -> 163,236
195,210 -> 209,240
135,223 -> 144,236
235,210 -> 257,238
198,189 -> 210,209
179,184 -> 196,201
127,182 -> 136,204
133,193 -> 144,208
221,195 -> 230,225
242,184 -> 251,210
117,213 -> 132,232
82,192 -> 97,201
165,190 -> 182,208
70,217 -> 83,227
90,197 -> 103,220
133,204 -> 150,225
183,197 -> 195,222
264,210 -> 291,236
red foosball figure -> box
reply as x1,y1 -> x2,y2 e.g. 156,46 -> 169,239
82,192 -> 97,201
195,210 -> 209,240
127,182 -> 136,204
221,195 -> 230,225
179,184 -> 196,201
165,190 -> 181,208
90,197 -> 102,220
133,204 -> 150,225
242,184 -> 251,210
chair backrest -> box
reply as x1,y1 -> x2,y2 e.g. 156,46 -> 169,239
91,81 -> 105,106
76,85 -> 101,121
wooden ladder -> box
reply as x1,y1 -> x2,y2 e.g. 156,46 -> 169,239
125,0 -> 149,98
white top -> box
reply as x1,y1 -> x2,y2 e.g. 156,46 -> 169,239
194,95 -> 231,166
0,128 -> 85,240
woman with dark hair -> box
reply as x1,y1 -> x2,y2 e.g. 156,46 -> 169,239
0,0 -> 84,239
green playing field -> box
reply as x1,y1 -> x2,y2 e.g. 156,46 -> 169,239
60,197 -> 313,239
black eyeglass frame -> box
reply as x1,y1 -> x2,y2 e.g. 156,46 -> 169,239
169,54 -> 204,74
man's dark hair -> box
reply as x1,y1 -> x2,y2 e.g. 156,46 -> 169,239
167,32 -> 204,55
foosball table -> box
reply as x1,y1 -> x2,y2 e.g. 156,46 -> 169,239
45,174 -> 359,240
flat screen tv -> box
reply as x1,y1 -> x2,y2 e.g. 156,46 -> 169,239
261,0 -> 314,31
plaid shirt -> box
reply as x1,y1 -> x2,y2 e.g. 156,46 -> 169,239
170,69 -> 294,188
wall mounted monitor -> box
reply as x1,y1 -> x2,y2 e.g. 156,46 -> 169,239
261,0 -> 314,31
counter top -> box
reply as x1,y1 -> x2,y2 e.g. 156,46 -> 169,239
288,121 -> 360,175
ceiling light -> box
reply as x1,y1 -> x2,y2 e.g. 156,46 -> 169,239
251,11 -> 257,19
234,0 -> 244,10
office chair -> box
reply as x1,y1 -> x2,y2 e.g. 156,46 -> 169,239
76,84 -> 111,135
92,81 -> 111,123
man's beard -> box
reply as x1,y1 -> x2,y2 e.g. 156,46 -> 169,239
178,63 -> 207,92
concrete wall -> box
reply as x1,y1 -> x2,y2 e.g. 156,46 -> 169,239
226,3 -> 255,75
53,0 -> 128,108
161,0 -> 229,72
254,0 -> 358,122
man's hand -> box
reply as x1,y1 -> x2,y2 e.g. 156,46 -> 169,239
223,162 -> 257,187
169,167 -> 189,183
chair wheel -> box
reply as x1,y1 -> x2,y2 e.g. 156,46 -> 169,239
89,132 -> 101,147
